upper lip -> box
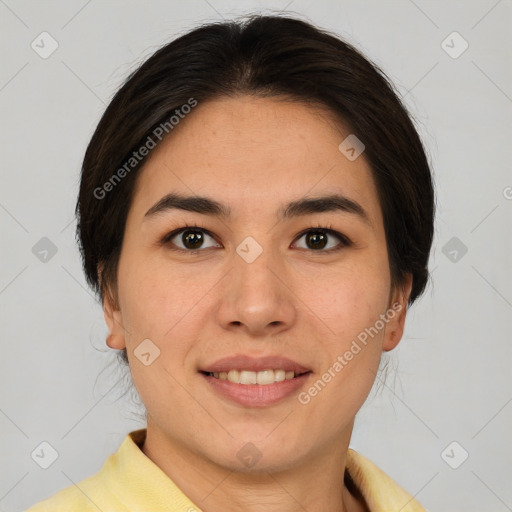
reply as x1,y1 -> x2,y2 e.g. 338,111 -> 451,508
200,355 -> 311,374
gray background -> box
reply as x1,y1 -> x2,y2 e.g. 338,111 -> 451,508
1,0 -> 511,511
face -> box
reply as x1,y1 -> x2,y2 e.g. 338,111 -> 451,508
105,95 -> 411,473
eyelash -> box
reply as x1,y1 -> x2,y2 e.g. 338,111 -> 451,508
160,223 -> 352,254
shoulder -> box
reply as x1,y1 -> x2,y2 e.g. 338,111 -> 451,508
23,431 -> 141,512
25,429 -> 154,512
25,471 -> 119,512
346,449 -> 426,512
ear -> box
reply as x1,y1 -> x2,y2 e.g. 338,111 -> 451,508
103,296 -> 126,350
99,265 -> 126,350
382,273 -> 413,352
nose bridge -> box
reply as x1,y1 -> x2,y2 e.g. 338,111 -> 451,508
233,238 -> 282,303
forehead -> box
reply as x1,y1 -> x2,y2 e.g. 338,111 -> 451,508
131,95 -> 382,225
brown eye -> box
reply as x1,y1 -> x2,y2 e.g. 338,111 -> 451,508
294,228 -> 350,252
163,227 -> 221,252
305,231 -> 328,250
181,230 -> 204,249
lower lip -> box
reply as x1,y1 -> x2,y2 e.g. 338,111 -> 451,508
200,372 -> 312,407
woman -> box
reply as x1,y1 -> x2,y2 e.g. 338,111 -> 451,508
28,14 -> 434,512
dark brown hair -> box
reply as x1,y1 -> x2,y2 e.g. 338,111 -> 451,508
77,14 -> 435,314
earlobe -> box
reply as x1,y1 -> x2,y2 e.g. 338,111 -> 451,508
106,332 -> 125,350
382,274 -> 413,352
103,296 -> 127,350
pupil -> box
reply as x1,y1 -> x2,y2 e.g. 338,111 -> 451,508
307,231 -> 327,250
183,230 -> 203,249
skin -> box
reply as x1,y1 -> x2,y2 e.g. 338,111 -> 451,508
104,95 -> 412,512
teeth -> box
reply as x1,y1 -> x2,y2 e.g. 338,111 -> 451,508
228,369 -> 240,382
240,370 -> 257,384
209,369 -> 299,385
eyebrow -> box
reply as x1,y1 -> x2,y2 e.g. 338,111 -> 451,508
144,192 -> 371,226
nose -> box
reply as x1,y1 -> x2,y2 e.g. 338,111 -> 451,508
215,246 -> 297,337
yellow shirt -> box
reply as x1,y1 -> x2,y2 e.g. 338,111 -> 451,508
27,429 -> 426,512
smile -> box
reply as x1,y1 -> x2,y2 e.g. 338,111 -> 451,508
204,369 -> 308,385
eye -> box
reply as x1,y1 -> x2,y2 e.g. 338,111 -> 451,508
293,226 -> 351,252
161,224 -> 351,253
162,226 -> 221,252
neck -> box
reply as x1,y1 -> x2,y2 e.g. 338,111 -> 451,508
141,417 -> 367,512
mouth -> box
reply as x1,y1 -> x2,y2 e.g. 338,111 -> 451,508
199,355 -> 313,407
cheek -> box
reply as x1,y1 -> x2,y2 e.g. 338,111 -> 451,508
301,274 -> 390,426
117,254 -> 215,363
116,259 -> 204,404
310,263 -> 391,346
